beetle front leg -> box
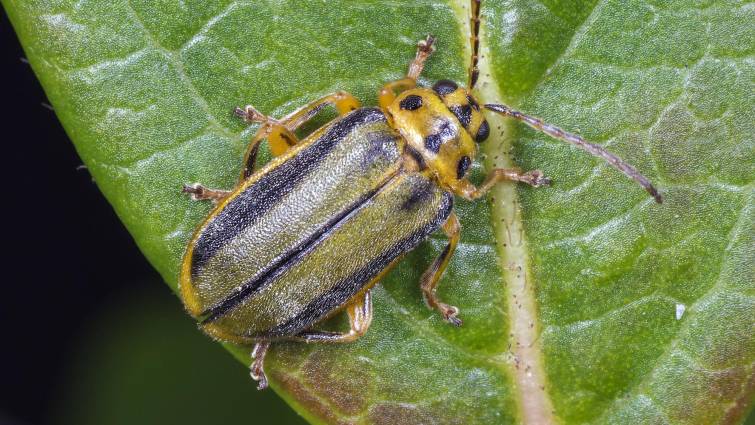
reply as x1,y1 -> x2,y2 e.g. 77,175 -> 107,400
250,341 -> 271,390
379,35 -> 436,109
455,168 -> 551,201
420,211 -> 463,326
182,183 -> 232,204
295,291 -> 373,343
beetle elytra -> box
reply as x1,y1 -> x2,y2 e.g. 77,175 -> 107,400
179,1 -> 661,390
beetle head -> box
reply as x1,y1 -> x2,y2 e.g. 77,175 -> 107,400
385,80 -> 489,191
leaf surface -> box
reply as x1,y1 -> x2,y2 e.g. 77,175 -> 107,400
5,0 -> 753,423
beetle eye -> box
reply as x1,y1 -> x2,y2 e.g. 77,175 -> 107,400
466,95 -> 480,111
432,79 -> 458,96
475,120 -> 490,143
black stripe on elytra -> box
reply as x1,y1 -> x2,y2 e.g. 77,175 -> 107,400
191,108 -> 386,276
200,177 -> 393,323
260,186 -> 454,338
424,119 -> 455,154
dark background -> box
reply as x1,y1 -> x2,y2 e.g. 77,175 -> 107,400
1,9 -> 304,425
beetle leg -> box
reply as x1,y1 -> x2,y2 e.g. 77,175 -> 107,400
454,168 -> 552,201
281,90 -> 361,129
235,91 -> 361,181
295,290 -> 373,343
250,341 -> 271,390
379,35 -> 436,109
235,106 -> 299,181
420,211 -> 463,326
182,183 -> 232,204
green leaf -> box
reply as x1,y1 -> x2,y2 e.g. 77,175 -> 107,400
5,0 -> 753,423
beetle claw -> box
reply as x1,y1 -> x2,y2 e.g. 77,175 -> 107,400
440,303 -> 462,327
182,183 -> 202,200
235,105 -> 268,124
250,364 -> 268,390
417,35 -> 436,54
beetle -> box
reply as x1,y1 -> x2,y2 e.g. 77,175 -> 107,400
179,2 -> 661,390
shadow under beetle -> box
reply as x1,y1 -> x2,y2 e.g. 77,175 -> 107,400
179,4 -> 661,390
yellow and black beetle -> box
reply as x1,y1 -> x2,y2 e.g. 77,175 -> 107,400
179,4 -> 661,390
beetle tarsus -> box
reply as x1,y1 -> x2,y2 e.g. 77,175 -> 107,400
250,341 -> 270,390
417,34 -> 436,54
521,170 -> 551,187
182,183 -> 204,200
250,364 -> 268,390
407,35 -> 436,81
440,303 -> 463,327
182,183 -> 231,204
235,105 -> 268,124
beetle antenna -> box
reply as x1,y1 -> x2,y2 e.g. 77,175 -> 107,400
469,0 -> 481,89
484,103 -> 662,203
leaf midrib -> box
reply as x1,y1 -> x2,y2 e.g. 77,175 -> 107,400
450,2 -> 557,424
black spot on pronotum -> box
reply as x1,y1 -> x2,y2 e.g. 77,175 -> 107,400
457,155 -> 471,179
432,79 -> 458,96
451,105 -> 472,128
399,95 -> 423,111
425,133 -> 442,153
476,120 -> 490,143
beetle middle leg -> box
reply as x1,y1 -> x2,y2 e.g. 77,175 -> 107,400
379,35 -> 436,110
235,91 -> 361,180
454,168 -> 552,200
420,211 -> 463,326
295,291 -> 373,343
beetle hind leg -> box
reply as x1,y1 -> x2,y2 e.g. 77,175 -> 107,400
295,291 -> 373,343
420,211 -> 462,326
182,183 -> 231,204
250,341 -> 271,390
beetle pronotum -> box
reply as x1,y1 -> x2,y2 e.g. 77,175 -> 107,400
179,0 -> 661,389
